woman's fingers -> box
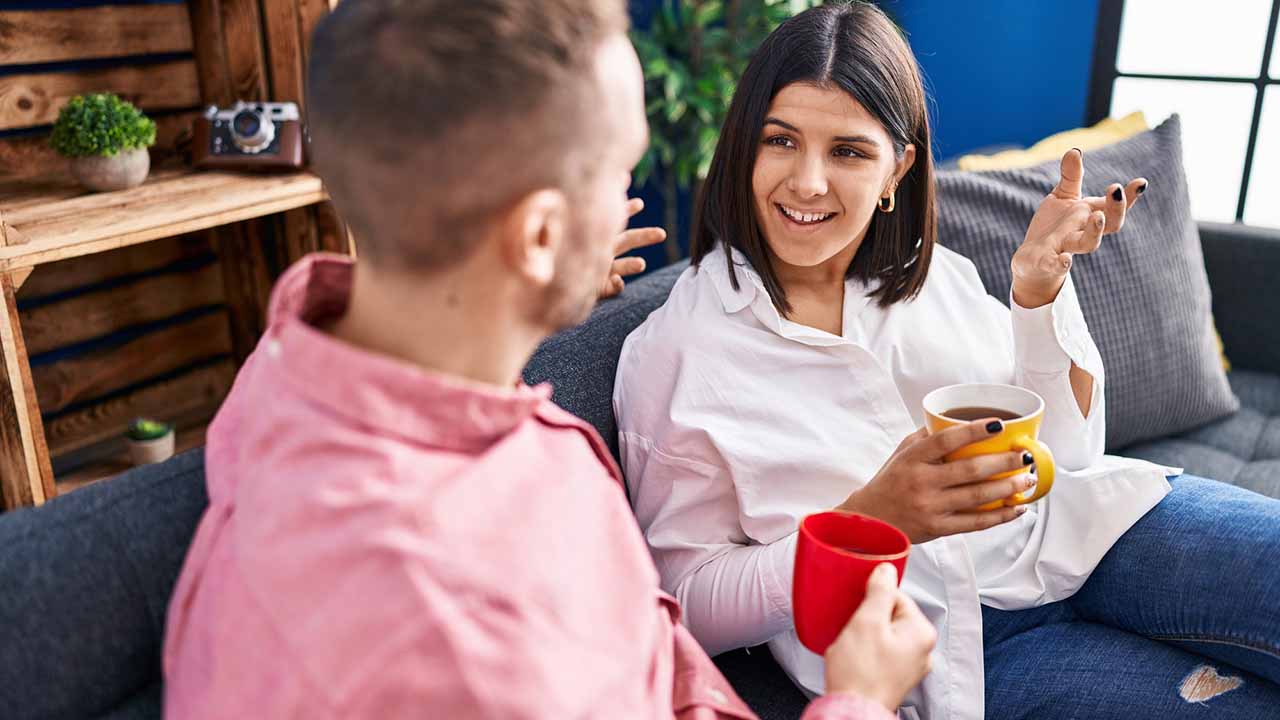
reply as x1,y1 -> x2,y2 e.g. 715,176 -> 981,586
912,419 -> 1007,463
1125,177 -> 1149,209
937,473 -> 1036,512
611,255 -> 647,278
615,226 -> 666,255
939,451 -> 1032,488
625,197 -> 645,219
1052,148 -> 1084,200
934,505 -> 1026,535
1058,211 -> 1105,255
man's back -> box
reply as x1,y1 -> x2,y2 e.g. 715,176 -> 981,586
162,257 -> 677,718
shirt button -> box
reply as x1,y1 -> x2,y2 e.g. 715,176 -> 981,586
706,687 -> 728,705
265,339 -> 283,359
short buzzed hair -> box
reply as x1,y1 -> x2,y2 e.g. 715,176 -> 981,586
307,0 -> 629,269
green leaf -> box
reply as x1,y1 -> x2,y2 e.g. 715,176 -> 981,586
692,0 -> 723,29
49,92 -> 157,158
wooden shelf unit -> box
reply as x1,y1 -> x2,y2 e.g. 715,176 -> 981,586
0,168 -> 327,271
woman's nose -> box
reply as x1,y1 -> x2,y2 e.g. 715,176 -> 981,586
786,153 -> 828,199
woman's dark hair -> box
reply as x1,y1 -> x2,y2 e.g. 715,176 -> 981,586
690,1 -> 935,312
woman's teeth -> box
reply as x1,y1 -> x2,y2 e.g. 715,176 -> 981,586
779,205 -> 835,224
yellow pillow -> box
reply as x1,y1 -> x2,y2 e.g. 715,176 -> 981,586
955,112 -> 1232,373
957,111 -> 1149,171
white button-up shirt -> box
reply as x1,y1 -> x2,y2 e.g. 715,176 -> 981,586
613,244 -> 1174,720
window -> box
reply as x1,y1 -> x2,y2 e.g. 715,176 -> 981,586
1088,0 -> 1280,225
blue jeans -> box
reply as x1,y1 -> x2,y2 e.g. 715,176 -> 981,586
982,475 -> 1280,719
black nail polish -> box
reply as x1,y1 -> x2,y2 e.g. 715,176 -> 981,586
1111,187 -> 1123,201
1137,181 -> 1148,194
986,420 -> 1004,434
1071,147 -> 1081,155
1023,452 -> 1034,466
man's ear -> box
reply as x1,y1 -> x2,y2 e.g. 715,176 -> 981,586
496,189 -> 568,287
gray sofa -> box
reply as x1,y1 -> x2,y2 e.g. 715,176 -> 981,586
1,221 -> 1277,719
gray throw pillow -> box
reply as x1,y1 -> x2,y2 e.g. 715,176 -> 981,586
936,114 -> 1239,451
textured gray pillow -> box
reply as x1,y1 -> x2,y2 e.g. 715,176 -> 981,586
936,115 -> 1238,451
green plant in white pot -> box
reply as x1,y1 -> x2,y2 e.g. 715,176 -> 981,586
125,418 -> 175,466
50,93 -> 156,192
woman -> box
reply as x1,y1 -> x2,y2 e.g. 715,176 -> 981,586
613,3 -> 1280,719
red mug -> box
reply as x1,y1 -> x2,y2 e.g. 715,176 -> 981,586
793,511 -> 910,655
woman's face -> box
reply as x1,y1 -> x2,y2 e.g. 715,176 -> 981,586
751,82 -> 914,271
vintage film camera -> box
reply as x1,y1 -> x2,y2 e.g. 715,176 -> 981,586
192,101 -> 305,169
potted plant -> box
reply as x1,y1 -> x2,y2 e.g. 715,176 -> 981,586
50,92 -> 156,192
125,418 -> 175,466
631,0 -> 821,261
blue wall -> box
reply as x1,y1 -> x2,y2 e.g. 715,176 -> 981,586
886,0 -> 1101,159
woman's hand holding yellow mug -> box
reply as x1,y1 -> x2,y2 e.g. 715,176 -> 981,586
1011,148 -> 1147,309
837,421 -> 1036,545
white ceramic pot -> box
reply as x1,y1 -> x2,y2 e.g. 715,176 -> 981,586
127,431 -> 175,466
69,147 -> 150,192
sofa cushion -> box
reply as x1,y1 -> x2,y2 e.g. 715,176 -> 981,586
0,450 -> 206,719
1120,369 -> 1280,498
936,115 -> 1239,450
714,647 -> 808,720
524,261 -> 689,460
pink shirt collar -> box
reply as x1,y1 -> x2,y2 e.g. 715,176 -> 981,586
263,253 -> 553,453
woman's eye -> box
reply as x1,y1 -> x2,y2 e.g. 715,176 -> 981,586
764,135 -> 795,148
834,146 -> 864,159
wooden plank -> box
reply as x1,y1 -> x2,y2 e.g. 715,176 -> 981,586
0,6 -> 194,66
221,0 -> 269,101
187,0 -> 234,106
21,261 -> 223,355
0,273 -> 54,508
0,60 -> 201,132
31,310 -> 231,415
263,0 -> 306,104
213,224 -> 274,362
0,169 -> 326,269
44,359 -> 233,458
18,233 -> 212,300
0,112 -> 197,183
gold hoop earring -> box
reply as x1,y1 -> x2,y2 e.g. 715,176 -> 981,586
878,191 -> 895,213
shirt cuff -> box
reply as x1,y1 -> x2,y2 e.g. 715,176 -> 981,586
801,692 -> 898,720
1009,274 -> 1095,375
764,531 -> 799,623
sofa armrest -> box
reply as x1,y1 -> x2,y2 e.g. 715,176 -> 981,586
1199,221 -> 1280,375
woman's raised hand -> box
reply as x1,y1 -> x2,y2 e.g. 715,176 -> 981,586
837,423 -> 1035,545
1011,148 -> 1147,308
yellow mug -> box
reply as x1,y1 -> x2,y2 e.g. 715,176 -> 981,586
922,383 -> 1054,511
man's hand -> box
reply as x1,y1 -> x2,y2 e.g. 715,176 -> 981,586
600,198 -> 666,299
824,564 -> 937,712
1011,148 -> 1147,308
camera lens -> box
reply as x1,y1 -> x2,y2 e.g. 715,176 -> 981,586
232,110 -> 261,138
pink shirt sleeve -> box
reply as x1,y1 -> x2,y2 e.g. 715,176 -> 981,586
800,693 -> 899,720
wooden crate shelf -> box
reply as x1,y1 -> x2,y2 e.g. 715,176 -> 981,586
0,167 -> 328,271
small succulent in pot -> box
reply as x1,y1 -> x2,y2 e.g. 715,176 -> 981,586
125,417 -> 175,466
50,93 -> 156,192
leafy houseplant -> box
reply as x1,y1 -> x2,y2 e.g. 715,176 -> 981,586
50,93 -> 156,192
124,418 -> 175,466
631,0 -> 822,261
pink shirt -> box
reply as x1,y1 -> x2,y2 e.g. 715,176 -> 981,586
163,254 -> 892,720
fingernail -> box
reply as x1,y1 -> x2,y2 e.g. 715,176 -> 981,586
1022,452 -> 1034,465
875,563 -> 897,581
1111,187 -> 1123,201
986,420 -> 1004,434
1071,147 -> 1081,155
1137,181 -> 1148,194
1024,475 -> 1037,489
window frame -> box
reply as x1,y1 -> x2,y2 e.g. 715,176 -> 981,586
1087,0 -> 1280,222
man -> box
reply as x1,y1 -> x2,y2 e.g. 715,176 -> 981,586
162,1 -> 936,717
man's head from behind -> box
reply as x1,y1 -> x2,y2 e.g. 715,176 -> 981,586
308,0 -> 645,329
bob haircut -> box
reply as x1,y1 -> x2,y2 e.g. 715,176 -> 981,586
691,1 -> 935,312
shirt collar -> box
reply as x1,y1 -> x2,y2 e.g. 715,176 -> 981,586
700,243 -> 762,314
700,242 -> 876,347
262,254 -> 553,452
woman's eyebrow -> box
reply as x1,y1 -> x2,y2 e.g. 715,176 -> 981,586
763,117 -> 880,147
